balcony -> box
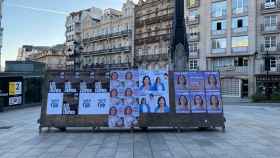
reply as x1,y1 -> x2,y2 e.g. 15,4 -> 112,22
186,15 -> 200,25
135,14 -> 173,27
261,23 -> 280,34
187,0 -> 200,8
212,48 -> 226,54
135,34 -> 170,45
211,10 -> 227,20
232,7 -> 248,16
260,44 -> 280,53
213,65 -> 249,74
187,32 -> 200,41
82,63 -> 131,70
261,1 -> 280,14
211,29 -> 227,37
189,50 -> 200,59
83,30 -> 131,43
83,46 -> 131,55
135,53 -> 169,63
258,64 -> 280,74
232,27 -> 248,35
232,47 -> 248,53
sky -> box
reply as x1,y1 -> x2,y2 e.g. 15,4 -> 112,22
1,0 -> 138,69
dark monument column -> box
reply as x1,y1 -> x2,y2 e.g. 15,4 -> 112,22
169,0 -> 189,71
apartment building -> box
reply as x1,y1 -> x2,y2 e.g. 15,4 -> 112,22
185,0 -> 258,98
80,1 -> 135,70
65,7 -> 103,71
134,0 -> 174,70
0,0 -> 4,71
17,44 -> 66,70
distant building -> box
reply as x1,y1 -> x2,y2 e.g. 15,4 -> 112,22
0,0 -> 3,71
17,44 -> 66,70
80,1 -> 135,70
134,0 -> 174,70
65,7 -> 103,71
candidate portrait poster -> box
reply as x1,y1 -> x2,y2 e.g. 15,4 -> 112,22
174,72 -> 189,92
47,93 -> 63,115
138,70 -> 169,113
109,70 -> 139,128
204,72 -> 221,91
175,93 -> 191,113
206,91 -> 223,113
191,92 -> 207,113
188,72 -> 205,92
79,93 -> 110,115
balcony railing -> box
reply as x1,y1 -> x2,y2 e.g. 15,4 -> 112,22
261,1 -> 280,13
232,27 -> 248,34
232,7 -> 248,16
211,10 -> 227,19
258,64 -> 280,74
186,15 -> 200,25
82,63 -> 131,70
135,53 -> 168,62
213,65 -> 249,73
261,23 -> 280,33
83,30 -> 131,43
83,46 -> 131,55
260,44 -> 280,52
211,29 -> 226,37
232,47 -> 248,53
212,48 -> 226,54
187,0 -> 200,8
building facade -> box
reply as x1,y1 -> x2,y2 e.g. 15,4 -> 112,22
0,0 -> 4,71
80,1 -> 135,70
134,0 -> 174,70
185,0 -> 280,98
65,7 -> 103,70
17,44 -> 66,70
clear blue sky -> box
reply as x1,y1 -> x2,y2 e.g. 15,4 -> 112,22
2,0 -> 134,68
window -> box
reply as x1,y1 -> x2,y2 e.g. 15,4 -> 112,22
234,57 -> 248,66
232,36 -> 248,48
265,36 -> 277,48
232,0 -> 248,14
212,20 -> 227,31
232,16 -> 248,28
270,57 -> 276,69
212,38 -> 227,49
189,42 -> 198,52
189,60 -> 198,70
264,15 -> 277,27
212,1 -> 227,18
187,0 -> 197,7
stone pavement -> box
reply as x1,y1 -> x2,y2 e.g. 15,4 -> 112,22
0,104 -> 280,158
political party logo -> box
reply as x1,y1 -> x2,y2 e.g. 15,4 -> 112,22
82,99 -> 91,108
97,99 -> 106,108
50,99 -> 59,108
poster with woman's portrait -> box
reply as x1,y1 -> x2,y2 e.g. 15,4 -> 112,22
176,93 -> 191,113
108,106 -> 124,127
205,72 -> 221,91
174,72 -> 189,92
139,70 -> 169,93
110,71 -> 124,90
153,93 -> 170,113
191,92 -> 206,113
138,96 -> 151,113
188,72 -> 205,92
206,92 -> 223,113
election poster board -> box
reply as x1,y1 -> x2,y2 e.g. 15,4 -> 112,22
174,71 -> 223,114
139,70 -> 169,113
109,70 -> 139,128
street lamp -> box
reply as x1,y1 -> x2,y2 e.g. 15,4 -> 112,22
264,51 -> 271,99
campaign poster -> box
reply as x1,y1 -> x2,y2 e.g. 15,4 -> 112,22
191,92 -> 207,113
206,91 -> 223,113
175,93 -> 191,113
138,70 -> 169,113
47,93 -> 63,115
174,72 -> 189,92
204,72 -> 221,91
109,70 -> 139,128
9,82 -> 22,95
78,93 -> 110,115
188,72 -> 205,91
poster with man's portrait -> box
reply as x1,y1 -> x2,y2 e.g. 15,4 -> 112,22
206,91 -> 223,113
175,93 -> 191,113
204,72 -> 221,91
191,92 -> 206,113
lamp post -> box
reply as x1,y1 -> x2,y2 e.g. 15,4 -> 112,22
264,51 -> 271,99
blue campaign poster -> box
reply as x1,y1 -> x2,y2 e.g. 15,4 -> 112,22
191,92 -> 207,113
206,91 -> 223,113
175,93 -> 191,113
204,72 -> 221,91
188,72 -> 205,91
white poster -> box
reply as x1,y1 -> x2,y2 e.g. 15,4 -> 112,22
9,96 -> 22,105
47,93 -> 63,115
79,93 -> 110,115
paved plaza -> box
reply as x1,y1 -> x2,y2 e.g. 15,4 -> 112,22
0,104 -> 280,158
